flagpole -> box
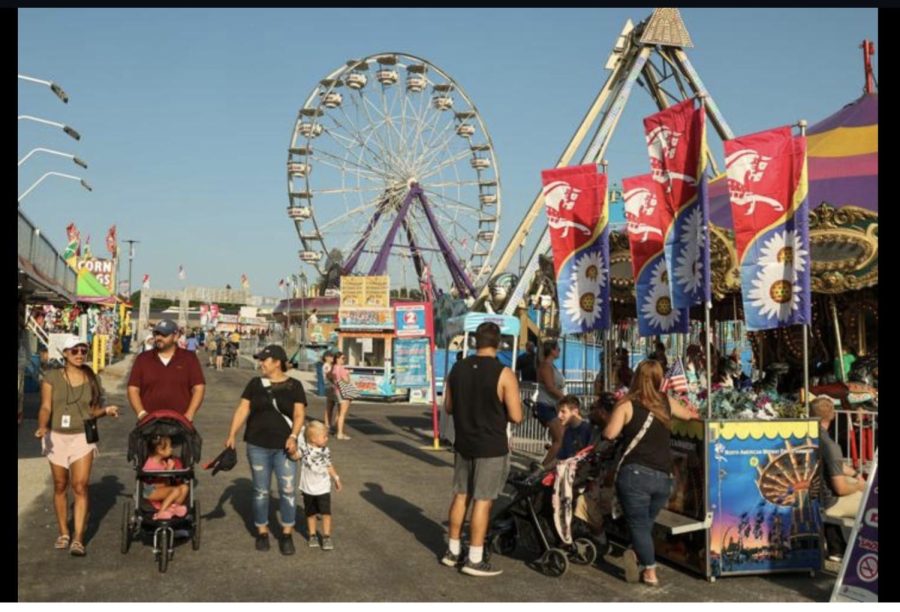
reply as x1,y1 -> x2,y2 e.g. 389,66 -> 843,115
799,119 -> 810,417
696,94 -> 713,418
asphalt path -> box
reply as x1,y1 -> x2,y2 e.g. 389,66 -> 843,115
18,360 -> 836,601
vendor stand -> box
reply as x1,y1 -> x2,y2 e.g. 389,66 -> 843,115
336,275 -> 406,401
606,416 -> 823,581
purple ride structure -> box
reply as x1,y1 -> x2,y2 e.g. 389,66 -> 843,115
287,53 -> 501,298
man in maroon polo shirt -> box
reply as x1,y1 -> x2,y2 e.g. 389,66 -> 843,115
128,319 -> 206,421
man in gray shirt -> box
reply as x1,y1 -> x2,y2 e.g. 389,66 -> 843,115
811,397 -> 866,518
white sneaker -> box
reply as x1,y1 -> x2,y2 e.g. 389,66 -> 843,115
460,559 -> 502,577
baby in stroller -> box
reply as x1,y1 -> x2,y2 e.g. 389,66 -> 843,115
123,410 -> 202,572
143,434 -> 189,520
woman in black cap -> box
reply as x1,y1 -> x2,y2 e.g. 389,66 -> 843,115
224,344 -> 307,555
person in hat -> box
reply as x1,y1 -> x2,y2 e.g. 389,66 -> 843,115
127,319 -> 206,421
34,335 -> 120,556
224,344 -> 307,555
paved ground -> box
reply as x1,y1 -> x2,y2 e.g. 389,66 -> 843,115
18,357 -> 837,601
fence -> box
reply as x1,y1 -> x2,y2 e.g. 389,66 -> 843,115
18,209 -> 77,298
833,408 -> 877,476
507,378 -> 599,458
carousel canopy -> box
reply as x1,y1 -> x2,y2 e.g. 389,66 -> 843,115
709,93 -> 878,228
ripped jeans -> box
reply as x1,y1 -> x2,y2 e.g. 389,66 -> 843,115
246,443 -> 298,529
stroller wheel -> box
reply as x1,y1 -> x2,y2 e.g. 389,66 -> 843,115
120,501 -> 133,554
541,548 -> 569,577
571,538 -> 597,565
157,529 -> 170,573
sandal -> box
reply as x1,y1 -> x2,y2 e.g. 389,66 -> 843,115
69,541 -> 86,557
54,534 -> 71,550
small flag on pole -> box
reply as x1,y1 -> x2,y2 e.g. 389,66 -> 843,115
241,274 -> 249,290
106,225 -> 118,259
142,274 -> 150,289
660,357 -> 689,393
177,265 -> 186,281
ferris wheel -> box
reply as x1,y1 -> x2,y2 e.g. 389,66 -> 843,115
287,52 -> 501,298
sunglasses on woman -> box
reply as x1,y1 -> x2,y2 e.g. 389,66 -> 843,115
68,347 -> 88,355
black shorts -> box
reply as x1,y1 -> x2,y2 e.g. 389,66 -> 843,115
302,492 -> 332,517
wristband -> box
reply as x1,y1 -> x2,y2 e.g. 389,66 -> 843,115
288,434 -> 298,440
137,410 -> 148,419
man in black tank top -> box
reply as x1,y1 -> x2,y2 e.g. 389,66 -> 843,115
441,322 -> 523,577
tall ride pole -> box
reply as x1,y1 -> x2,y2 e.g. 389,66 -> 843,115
799,119 -> 810,417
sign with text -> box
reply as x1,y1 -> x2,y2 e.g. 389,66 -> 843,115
832,452 -> 878,602
394,338 -> 430,387
77,258 -> 116,294
394,303 -> 428,337
339,275 -> 393,330
338,308 -> 394,330
339,275 -> 390,308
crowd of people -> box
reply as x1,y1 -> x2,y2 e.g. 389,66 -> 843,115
32,318 -> 869,584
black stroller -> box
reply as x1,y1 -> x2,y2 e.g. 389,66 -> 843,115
122,410 -> 203,572
484,441 -> 617,577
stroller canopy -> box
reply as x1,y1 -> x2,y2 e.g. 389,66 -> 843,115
127,409 -> 203,468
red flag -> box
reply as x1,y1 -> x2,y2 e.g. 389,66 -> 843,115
105,225 -> 118,258
725,126 -> 795,261
622,175 -> 670,279
540,164 -> 602,276
643,98 -> 702,214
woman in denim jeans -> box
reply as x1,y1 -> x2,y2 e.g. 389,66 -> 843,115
603,359 -> 698,585
225,345 -> 307,555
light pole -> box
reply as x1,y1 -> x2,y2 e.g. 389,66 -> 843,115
18,73 -> 69,103
123,239 -> 140,297
18,171 -> 92,203
299,272 -> 307,364
18,147 -> 87,169
18,115 -> 81,140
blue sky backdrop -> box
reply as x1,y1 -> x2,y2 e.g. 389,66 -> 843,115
18,8 -> 877,294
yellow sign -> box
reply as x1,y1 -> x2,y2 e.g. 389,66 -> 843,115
365,276 -> 390,307
340,277 -> 366,308
339,275 -> 390,308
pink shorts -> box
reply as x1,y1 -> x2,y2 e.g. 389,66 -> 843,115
42,431 -> 98,469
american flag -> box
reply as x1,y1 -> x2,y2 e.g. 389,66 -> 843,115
660,357 -> 689,393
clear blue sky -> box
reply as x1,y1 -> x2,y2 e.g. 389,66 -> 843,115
18,8 -> 877,295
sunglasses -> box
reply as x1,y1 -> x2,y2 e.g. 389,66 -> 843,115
68,347 -> 88,355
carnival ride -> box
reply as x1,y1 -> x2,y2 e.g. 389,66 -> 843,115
287,53 -> 501,300
469,8 -> 877,384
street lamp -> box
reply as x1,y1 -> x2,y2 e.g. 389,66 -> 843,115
18,147 -> 87,169
123,239 -> 140,297
18,115 -> 81,140
18,73 -> 69,103
19,171 -> 92,203
299,272 -> 307,361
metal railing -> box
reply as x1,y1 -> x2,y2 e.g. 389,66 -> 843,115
833,408 -> 877,476
18,208 -> 77,296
